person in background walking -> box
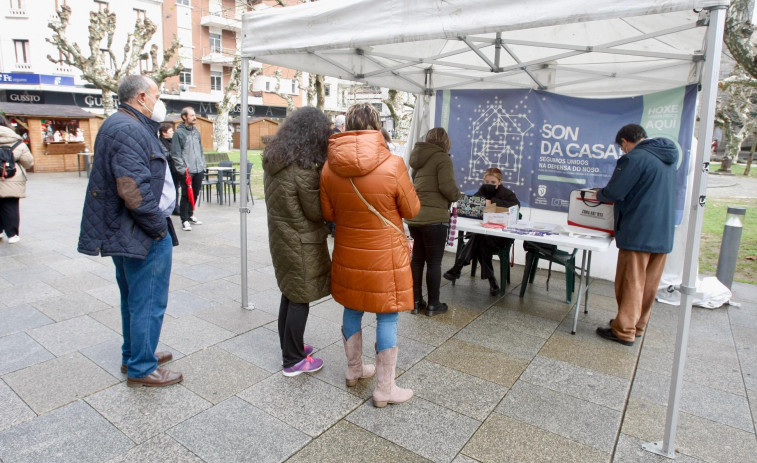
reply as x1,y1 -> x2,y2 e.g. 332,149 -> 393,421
78,75 -> 181,387
320,103 -> 421,407
263,107 -> 332,376
159,122 -> 180,216
171,107 -> 205,231
0,115 -> 33,244
406,127 -> 461,316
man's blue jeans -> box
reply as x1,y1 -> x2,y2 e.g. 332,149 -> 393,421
343,307 -> 398,353
113,237 -> 172,378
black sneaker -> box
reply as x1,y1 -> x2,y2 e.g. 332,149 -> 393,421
596,327 -> 634,346
488,277 -> 500,296
426,303 -> 448,316
411,299 -> 427,315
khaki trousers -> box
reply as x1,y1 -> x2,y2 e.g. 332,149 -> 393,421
610,249 -> 667,342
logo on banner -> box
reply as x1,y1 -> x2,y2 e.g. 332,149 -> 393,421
538,185 -> 546,197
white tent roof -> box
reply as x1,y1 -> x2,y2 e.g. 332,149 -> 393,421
242,0 -> 729,97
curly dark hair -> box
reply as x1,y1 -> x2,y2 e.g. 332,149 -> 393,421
263,107 -> 331,168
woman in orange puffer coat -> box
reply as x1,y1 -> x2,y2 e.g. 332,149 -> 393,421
320,103 -> 420,407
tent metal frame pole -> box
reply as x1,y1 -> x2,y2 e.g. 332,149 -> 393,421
642,5 -> 726,458
239,57 -> 251,310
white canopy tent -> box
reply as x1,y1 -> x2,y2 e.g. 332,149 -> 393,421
239,0 -> 728,457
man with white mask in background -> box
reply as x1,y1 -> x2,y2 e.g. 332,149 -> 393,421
78,75 -> 182,387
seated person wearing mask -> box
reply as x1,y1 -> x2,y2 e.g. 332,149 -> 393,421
443,167 -> 520,295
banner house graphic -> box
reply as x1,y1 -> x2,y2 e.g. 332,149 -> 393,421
436,85 -> 696,224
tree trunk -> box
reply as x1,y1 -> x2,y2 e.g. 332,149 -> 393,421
314,74 -> 325,110
214,111 -> 232,153
102,89 -> 116,117
745,135 -> 756,175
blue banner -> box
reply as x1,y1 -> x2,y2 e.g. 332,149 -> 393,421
435,86 -> 697,224
0,73 -> 74,86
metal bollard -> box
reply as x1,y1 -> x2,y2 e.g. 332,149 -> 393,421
716,206 -> 746,289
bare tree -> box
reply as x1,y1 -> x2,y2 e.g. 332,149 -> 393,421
383,89 -> 416,140
307,73 -> 326,110
725,0 -> 757,80
47,4 -> 182,116
273,69 -> 301,113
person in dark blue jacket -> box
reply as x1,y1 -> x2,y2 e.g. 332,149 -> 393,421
595,124 -> 678,346
78,75 -> 182,387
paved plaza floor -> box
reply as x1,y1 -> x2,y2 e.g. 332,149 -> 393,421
0,172 -> 755,463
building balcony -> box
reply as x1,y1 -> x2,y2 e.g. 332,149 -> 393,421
6,7 -> 28,18
200,9 -> 241,32
55,64 -> 73,74
201,48 -> 236,67
14,63 -> 31,71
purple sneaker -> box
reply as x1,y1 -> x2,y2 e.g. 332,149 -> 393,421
282,355 -> 323,377
282,345 -> 314,365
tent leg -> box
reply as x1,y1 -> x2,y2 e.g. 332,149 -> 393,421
642,5 -> 727,458
239,58 -> 253,310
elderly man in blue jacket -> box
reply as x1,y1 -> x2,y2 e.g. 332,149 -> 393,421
595,124 -> 678,346
78,75 -> 182,387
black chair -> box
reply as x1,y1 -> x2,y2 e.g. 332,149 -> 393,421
450,231 -> 511,294
217,160 -> 234,204
199,169 -> 219,205
519,241 -> 577,303
224,161 -> 254,205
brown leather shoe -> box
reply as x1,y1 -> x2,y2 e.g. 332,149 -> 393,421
120,351 -> 173,374
127,367 -> 183,387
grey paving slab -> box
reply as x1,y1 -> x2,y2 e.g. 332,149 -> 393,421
4,352 -> 119,414
613,434 -> 705,463
43,256 -> 109,277
438,278 -> 501,312
309,297 -> 347,325
167,396 -> 310,463
728,305 -> 757,330
748,388 -> 757,432
249,287 -> 285,316
31,291 -> 112,322
454,316 -> 546,361
238,373 -> 363,437
309,340 -> 376,400
397,359 -> 506,421
287,420 -> 431,463
0,264 -> 64,285
426,337 -> 529,388
168,346 -> 269,404
86,382 -> 211,444
107,433 -> 204,463
158,315 -> 234,355
474,306 -> 561,339
0,400 -> 133,463
194,302 -> 277,334
539,331 -> 639,380
630,368 -> 754,432
492,293 -> 574,322
395,310 -> 462,347
0,379 -> 35,432
0,331 -> 54,375
496,380 -> 621,453
0,304 -> 53,336
89,307 -> 124,334
27,314 -> 119,356
636,339 -> 745,396
0,280 -> 65,307
172,262 -> 238,283
451,455 -> 480,463
262,313 -> 343,350
348,395 -> 481,463
85,284 -> 122,308
46,271 -> 113,295
182,278 -> 242,304
622,397 -> 757,463
520,355 -> 630,411
165,289 -> 215,317
462,413 -> 607,463
79,338 -> 183,379
218,327 -> 283,372
733,325 -> 757,391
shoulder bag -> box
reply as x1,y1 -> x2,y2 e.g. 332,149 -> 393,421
349,178 -> 413,253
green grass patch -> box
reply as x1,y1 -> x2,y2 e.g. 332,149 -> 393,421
711,161 -> 756,177
205,150 -> 265,199
700,197 -> 757,285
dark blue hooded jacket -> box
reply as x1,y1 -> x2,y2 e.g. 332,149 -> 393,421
78,104 -> 177,259
597,138 -> 678,254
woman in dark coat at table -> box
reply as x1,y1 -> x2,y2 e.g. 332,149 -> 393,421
443,167 -> 520,295
264,107 -> 332,377
405,128 -> 461,316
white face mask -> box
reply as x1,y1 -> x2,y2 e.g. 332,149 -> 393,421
141,94 -> 167,122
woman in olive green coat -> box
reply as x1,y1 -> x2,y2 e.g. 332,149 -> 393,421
263,107 -> 332,376
405,128 -> 461,316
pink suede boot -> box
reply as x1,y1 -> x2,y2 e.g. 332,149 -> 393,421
343,330 -> 375,387
372,346 -> 413,408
